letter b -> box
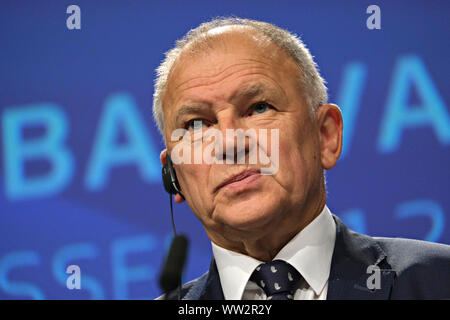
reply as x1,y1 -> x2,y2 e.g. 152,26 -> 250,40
2,104 -> 74,200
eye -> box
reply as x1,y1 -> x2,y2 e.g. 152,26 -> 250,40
248,102 -> 274,116
184,118 -> 206,131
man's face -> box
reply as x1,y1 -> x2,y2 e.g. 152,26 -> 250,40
162,31 -> 327,246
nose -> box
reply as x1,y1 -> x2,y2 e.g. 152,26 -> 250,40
213,113 -> 256,165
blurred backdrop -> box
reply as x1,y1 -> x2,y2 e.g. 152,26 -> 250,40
0,0 -> 449,299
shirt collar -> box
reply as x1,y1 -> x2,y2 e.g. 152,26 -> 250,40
211,204 -> 336,299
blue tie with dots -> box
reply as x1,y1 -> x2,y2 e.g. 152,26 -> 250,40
250,260 -> 302,300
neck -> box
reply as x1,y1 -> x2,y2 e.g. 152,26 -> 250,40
208,193 -> 326,262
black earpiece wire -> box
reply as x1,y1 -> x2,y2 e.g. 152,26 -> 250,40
170,193 -> 177,236
169,193 -> 182,300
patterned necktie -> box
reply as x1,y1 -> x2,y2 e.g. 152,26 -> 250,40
250,259 -> 302,300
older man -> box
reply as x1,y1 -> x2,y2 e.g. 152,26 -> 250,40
153,17 -> 450,300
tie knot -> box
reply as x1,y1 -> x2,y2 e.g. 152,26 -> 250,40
250,260 -> 302,300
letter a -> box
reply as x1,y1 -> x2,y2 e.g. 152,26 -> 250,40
378,55 -> 450,153
66,265 -> 81,290
66,5 -> 81,30
366,5 -> 381,30
366,265 -> 381,290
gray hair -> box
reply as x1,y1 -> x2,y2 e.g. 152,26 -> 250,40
152,17 -> 328,137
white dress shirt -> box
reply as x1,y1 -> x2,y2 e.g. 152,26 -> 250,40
211,204 -> 336,300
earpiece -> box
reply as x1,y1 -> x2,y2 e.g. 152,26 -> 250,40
160,153 -> 187,300
162,153 -> 185,200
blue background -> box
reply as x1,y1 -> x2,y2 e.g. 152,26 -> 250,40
0,0 -> 449,299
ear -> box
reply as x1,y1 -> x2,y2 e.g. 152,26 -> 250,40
174,194 -> 185,204
160,149 -> 167,166
316,104 -> 343,170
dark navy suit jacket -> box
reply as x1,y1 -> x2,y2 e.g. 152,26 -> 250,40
166,215 -> 450,300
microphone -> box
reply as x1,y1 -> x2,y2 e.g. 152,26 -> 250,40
159,234 -> 189,299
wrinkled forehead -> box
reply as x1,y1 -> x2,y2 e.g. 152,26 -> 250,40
164,26 -> 296,98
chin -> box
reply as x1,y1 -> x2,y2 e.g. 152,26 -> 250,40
215,194 -> 282,231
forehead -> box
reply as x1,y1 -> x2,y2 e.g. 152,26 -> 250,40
166,29 -> 299,94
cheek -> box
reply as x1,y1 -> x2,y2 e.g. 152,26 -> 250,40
277,143 -> 308,191
177,165 -> 214,217
274,127 -> 318,194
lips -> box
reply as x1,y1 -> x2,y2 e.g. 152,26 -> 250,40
214,169 -> 261,193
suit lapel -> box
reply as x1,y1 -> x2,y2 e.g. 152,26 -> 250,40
183,258 -> 224,300
327,215 -> 395,300
183,215 -> 396,300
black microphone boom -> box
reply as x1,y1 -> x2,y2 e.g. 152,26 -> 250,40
159,235 -> 189,297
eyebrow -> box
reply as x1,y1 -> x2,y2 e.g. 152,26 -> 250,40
175,105 -> 211,127
174,83 -> 279,126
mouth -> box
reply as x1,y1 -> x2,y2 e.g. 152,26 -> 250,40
214,169 -> 261,193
